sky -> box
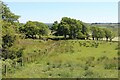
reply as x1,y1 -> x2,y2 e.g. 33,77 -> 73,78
3,1 -> 118,23
2,0 -> 120,2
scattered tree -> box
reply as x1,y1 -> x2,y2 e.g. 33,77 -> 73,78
20,21 -> 50,39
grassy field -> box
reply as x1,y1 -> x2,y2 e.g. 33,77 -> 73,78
3,39 -> 118,78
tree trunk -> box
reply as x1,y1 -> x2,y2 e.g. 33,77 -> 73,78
39,35 -> 41,39
110,38 -> 112,42
106,37 -> 108,41
20,58 -> 23,66
86,36 -> 89,40
35,35 -> 36,39
32,35 -> 34,39
4,64 -> 7,76
97,38 -> 98,40
64,34 -> 67,39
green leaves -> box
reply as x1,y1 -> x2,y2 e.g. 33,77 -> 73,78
51,21 -> 59,31
91,27 -> 104,40
21,21 -> 49,39
2,33 -> 15,48
2,2 -> 20,23
54,17 -> 88,39
104,28 -> 115,41
90,26 -> 115,41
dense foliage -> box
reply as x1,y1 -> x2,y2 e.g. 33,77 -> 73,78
1,2 -> 24,76
51,17 -> 89,39
51,17 -> 115,41
19,21 -> 50,39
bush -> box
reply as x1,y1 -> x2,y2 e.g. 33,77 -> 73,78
97,56 -> 108,62
117,51 -> 120,55
104,59 -> 118,70
84,70 -> 94,77
46,62 -> 50,65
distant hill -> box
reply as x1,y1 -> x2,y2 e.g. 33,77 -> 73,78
45,23 -> 118,28
45,23 -> 53,28
91,23 -> 118,28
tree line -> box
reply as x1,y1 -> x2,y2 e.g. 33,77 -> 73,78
51,17 -> 115,41
18,17 -> 115,42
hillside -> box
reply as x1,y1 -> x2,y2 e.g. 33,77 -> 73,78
4,39 -> 118,78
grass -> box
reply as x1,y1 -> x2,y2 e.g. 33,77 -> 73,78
3,39 -> 118,78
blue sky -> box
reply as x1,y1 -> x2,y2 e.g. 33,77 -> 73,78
5,2 -> 118,23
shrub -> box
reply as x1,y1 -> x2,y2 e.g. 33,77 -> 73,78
97,56 -> 108,62
117,51 -> 120,55
79,42 -> 82,46
84,70 -> 94,77
52,64 -> 56,68
58,73 -> 61,76
47,62 -> 50,65
56,63 -> 61,68
104,59 -> 118,70
49,73 -> 52,76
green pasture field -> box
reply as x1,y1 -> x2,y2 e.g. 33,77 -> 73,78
3,39 -> 118,78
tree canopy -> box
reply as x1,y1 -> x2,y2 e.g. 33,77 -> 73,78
1,2 -> 20,23
51,17 -> 115,41
52,17 -> 89,39
20,21 -> 50,39
1,2 -> 23,61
